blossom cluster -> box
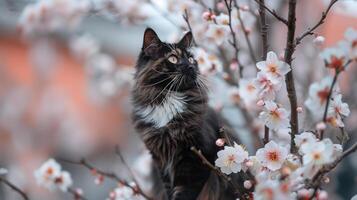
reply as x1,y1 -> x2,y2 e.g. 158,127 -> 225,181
34,159 -> 73,192
215,132 -> 343,199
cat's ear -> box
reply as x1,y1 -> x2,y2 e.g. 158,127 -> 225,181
178,31 -> 193,49
142,28 -> 162,56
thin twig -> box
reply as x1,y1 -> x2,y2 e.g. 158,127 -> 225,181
253,0 -> 288,25
58,158 -> 152,200
224,0 -> 243,78
234,1 -> 257,64
0,177 -> 29,200
309,142 -> 357,187
182,9 -> 198,46
284,0 -> 299,153
295,0 -> 339,46
320,59 -> 353,139
114,146 -> 149,199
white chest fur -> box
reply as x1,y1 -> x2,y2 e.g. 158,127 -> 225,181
136,92 -> 186,128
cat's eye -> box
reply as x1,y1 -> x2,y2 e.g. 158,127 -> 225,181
188,57 -> 195,64
168,56 -> 178,64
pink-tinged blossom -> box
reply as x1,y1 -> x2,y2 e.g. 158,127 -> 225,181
192,47 -> 222,75
215,143 -> 249,175
256,141 -> 288,171
326,94 -> 350,127
238,79 -> 259,107
256,51 -> 291,83
320,47 -> 348,71
206,24 -> 230,46
55,171 -> 73,192
254,72 -> 283,100
305,77 -> 338,116
259,101 -> 290,131
254,179 -> 291,200
313,35 -> 325,47
34,159 -> 72,191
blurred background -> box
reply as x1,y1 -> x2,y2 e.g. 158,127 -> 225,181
0,0 -> 357,199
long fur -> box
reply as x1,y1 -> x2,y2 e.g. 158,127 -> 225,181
132,29 -> 238,200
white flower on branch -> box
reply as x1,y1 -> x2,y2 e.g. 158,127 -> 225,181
206,24 -> 230,46
254,72 -> 283,100
326,94 -> 350,127
305,77 -> 338,117
108,183 -> 144,200
256,51 -> 291,84
34,158 -> 72,191
192,47 -> 222,75
215,143 -> 248,175
259,101 -> 290,131
215,13 -> 229,25
294,131 -> 317,148
238,78 -> 259,107
256,140 -> 288,171
320,46 -> 348,71
300,139 -> 334,166
254,179 -> 291,200
19,0 -> 91,35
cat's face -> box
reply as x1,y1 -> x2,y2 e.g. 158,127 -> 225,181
135,28 -> 200,92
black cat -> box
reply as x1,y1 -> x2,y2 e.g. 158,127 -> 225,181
132,28 -> 237,200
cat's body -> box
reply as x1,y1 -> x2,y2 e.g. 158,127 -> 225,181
132,28 -> 237,200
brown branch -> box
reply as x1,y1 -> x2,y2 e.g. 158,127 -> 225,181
295,0 -> 339,46
234,1 -> 257,64
114,146 -> 150,200
58,158 -> 152,200
224,0 -> 243,78
182,9 -> 198,46
284,0 -> 298,154
253,0 -> 288,25
0,177 -> 29,200
257,0 -> 270,145
320,59 -> 353,139
309,142 -> 357,188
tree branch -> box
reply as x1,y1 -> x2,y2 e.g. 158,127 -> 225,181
253,0 -> 288,25
320,59 -> 353,139
295,0 -> 339,46
224,0 -> 243,78
182,9 -> 198,46
0,177 -> 29,200
309,142 -> 357,188
233,1 -> 257,64
284,0 -> 299,153
58,158 -> 152,200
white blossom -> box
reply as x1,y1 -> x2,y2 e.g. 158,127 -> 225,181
326,94 -> 350,127
320,46 -> 348,71
254,72 -> 283,100
192,47 -> 222,74
256,141 -> 288,171
206,24 -> 230,46
305,77 -> 338,116
238,78 -> 259,107
294,131 -> 317,148
300,140 -> 334,166
108,184 -> 144,200
215,143 -> 249,175
256,51 -> 291,83
34,159 -> 62,191
259,101 -> 290,131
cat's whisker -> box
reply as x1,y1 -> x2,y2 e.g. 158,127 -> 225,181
148,77 -> 178,105
142,76 -> 173,87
